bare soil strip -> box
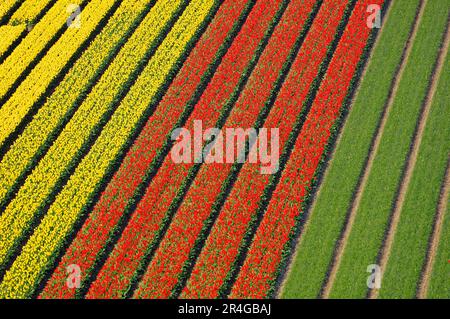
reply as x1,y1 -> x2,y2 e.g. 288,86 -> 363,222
276,0 -> 394,299
370,20 -> 450,299
418,157 -> 450,298
321,0 -> 427,299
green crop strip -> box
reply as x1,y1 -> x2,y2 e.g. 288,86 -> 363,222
281,0 -> 421,299
423,52 -> 450,299
329,0 -> 449,298
378,17 -> 450,298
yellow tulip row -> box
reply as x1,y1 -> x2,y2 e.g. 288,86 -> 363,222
0,0 -> 56,58
0,0 -> 150,204
0,0 -> 118,148
0,25 -> 25,57
0,0 -> 86,101
0,0 -> 182,272
0,0 -> 215,298
0,0 -> 21,21
10,0 -> 56,24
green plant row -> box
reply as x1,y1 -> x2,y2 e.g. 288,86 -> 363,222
281,0 -> 421,298
379,15 -> 449,298
428,183 -> 450,298
330,0 -> 449,298
220,0 -> 357,298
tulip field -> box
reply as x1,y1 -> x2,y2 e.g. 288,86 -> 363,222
0,0 -> 448,299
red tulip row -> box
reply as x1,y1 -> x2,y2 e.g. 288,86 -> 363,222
86,0 -> 285,298
230,0 -> 385,298
133,0 -> 318,299
180,0 -> 351,299
39,0 -> 250,299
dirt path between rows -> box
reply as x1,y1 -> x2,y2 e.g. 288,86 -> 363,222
321,0 -> 427,299
418,157 -> 450,298
370,18 -> 450,299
